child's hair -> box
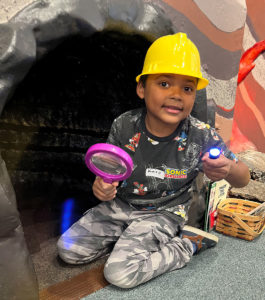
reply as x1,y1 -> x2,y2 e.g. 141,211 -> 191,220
136,32 -> 208,90
139,75 -> 148,87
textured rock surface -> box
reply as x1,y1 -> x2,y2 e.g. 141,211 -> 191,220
229,150 -> 265,202
237,150 -> 265,183
229,179 -> 265,202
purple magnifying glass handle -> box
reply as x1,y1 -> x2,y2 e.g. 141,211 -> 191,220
85,143 -> 133,183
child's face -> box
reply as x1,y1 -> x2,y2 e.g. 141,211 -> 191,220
137,73 -> 197,136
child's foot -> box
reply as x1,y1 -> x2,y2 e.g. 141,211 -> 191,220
181,225 -> 219,255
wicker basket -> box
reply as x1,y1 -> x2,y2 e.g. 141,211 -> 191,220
216,198 -> 265,241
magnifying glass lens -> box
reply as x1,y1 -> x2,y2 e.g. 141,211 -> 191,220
90,153 -> 127,175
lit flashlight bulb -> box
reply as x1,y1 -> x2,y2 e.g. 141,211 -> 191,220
209,148 -> 221,159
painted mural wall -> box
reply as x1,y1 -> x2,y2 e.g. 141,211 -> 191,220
230,0 -> 265,153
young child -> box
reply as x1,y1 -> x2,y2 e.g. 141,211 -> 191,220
57,33 -> 250,288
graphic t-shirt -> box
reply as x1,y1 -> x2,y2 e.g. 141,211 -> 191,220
107,108 -> 237,221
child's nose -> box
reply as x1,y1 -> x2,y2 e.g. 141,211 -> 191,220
169,86 -> 182,100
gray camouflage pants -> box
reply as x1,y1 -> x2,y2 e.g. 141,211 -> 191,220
57,198 -> 193,288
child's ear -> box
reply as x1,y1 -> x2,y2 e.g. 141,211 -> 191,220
136,82 -> 145,99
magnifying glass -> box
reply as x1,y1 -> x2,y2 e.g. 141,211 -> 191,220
209,148 -> 221,159
85,143 -> 133,184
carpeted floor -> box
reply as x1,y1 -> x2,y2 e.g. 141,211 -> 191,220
81,231 -> 265,300
22,206 -> 265,299
21,207 -> 107,290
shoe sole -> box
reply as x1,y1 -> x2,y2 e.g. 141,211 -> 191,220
182,225 -> 219,243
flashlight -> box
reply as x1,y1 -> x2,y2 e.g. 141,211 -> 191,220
209,148 -> 221,159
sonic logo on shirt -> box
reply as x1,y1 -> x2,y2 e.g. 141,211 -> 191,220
164,168 -> 187,179
145,167 -> 188,179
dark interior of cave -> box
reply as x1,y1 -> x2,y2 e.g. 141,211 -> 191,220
0,30 -> 150,239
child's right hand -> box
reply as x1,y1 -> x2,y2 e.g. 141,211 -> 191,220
92,176 -> 119,201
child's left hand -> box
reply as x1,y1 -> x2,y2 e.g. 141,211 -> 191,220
201,153 -> 232,182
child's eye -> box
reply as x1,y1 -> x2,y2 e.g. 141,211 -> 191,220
184,86 -> 194,93
160,81 -> 169,88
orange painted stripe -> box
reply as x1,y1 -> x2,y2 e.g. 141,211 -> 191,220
246,0 -> 265,40
244,73 -> 265,112
163,0 -> 244,51
238,81 -> 265,136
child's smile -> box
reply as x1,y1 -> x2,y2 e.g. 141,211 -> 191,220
162,104 -> 183,114
137,73 -> 197,137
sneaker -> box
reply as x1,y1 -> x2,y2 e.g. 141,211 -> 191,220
181,225 -> 219,254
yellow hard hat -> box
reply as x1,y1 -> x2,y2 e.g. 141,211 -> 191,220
136,33 -> 209,90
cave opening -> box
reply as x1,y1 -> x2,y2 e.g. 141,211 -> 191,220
0,30 -> 150,243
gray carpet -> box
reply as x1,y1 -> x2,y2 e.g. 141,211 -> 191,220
82,232 -> 265,300
21,208 -> 107,290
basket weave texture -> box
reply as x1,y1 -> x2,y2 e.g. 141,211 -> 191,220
216,198 -> 265,241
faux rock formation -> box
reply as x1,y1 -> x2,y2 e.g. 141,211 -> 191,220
230,179 -> 265,202
236,150 -> 265,183
229,150 -> 265,202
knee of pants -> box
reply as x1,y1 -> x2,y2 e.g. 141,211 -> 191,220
104,262 -> 138,289
57,235 -> 80,265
